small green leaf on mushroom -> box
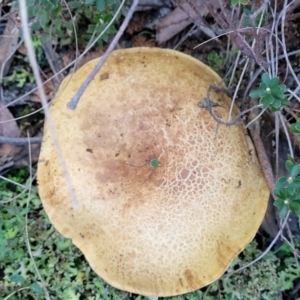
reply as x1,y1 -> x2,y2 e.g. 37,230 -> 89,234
149,159 -> 160,168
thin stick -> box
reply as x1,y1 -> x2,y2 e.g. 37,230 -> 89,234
67,0 -> 140,110
245,107 -> 267,129
24,133 -> 51,300
18,0 -> 79,209
170,0 -> 208,28
126,161 -> 148,167
0,136 -> 42,145
3,287 -> 32,300
198,85 -> 263,127
248,127 -> 275,197
279,111 -> 294,158
0,174 -> 31,190
227,212 -> 289,276
280,0 -> 300,88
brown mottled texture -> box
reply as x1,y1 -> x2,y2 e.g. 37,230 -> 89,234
37,48 -> 269,296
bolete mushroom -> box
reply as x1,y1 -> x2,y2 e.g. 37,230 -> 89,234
37,47 -> 269,297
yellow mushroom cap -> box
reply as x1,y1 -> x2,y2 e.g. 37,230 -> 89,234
37,47 -> 269,297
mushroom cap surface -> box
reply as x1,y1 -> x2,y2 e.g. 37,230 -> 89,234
37,47 -> 269,296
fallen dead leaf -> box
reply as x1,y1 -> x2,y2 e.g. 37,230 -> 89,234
0,102 -> 42,173
0,11 -> 20,78
156,0 -> 208,44
0,101 -> 21,172
11,131 -> 42,171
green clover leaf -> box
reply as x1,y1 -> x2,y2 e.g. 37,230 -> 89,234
261,73 -> 271,85
274,159 -> 300,217
274,198 -> 289,217
249,89 -> 262,98
231,0 -> 249,5
268,77 -> 279,88
290,164 -> 300,178
289,201 -> 300,216
250,73 -> 289,111
290,123 -> 300,134
262,94 -> 274,108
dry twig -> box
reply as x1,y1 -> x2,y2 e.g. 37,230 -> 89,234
0,136 -> 42,145
198,85 -> 262,126
67,0 -> 140,110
